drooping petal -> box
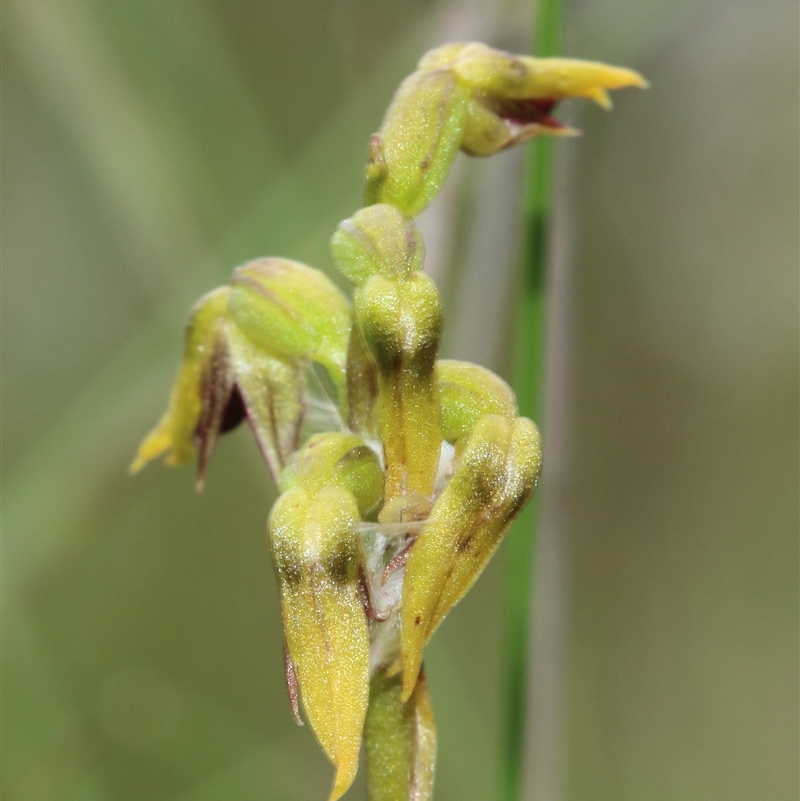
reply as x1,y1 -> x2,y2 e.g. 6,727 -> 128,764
226,325 -> 306,484
269,486 -> 370,801
400,415 -> 541,700
130,287 -> 231,476
130,285 -> 309,488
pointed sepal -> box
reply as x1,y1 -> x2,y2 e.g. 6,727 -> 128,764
130,285 -> 306,487
366,42 -> 647,212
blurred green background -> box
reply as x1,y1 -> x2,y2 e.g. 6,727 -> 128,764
3,1 -> 797,800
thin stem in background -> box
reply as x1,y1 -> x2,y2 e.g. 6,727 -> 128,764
500,1 -> 563,800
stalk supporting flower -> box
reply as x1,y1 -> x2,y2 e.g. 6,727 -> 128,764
364,669 -> 437,801
133,41 -> 645,800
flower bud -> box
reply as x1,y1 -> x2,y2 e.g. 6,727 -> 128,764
354,272 -> 443,504
400,414 -> 542,699
279,432 -> 384,519
228,258 -> 351,394
270,485 -> 370,801
330,204 -> 425,285
364,69 -> 469,216
366,42 -> 647,213
437,359 -> 518,443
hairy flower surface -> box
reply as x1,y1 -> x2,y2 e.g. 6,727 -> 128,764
133,41 -> 644,801
365,41 -> 647,216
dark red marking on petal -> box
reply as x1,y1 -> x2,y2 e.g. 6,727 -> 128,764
220,384 -> 246,433
358,567 -> 391,622
194,337 -> 236,490
284,645 -> 304,726
491,96 -> 564,128
381,537 -> 418,586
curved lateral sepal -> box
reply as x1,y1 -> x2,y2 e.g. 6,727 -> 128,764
130,285 -> 307,487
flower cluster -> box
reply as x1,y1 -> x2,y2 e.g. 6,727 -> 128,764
133,42 -> 645,801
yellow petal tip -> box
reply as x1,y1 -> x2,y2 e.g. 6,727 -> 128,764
128,428 -> 170,474
328,761 -> 358,801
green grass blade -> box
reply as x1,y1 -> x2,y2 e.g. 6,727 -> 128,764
500,2 -> 564,800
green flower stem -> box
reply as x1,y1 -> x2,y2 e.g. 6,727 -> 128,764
500,3 -> 563,801
364,671 -> 410,801
364,668 -> 436,801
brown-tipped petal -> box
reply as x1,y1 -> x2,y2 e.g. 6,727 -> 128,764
192,330 -> 239,491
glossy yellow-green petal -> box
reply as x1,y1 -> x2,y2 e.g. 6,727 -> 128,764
365,69 -> 469,217
130,286 -> 230,473
400,415 -> 541,700
270,485 -> 369,801
401,414 -> 511,698
355,272 -> 443,505
426,417 -> 542,639
330,204 -> 424,286
228,257 -> 352,394
437,360 -> 518,443
279,431 -> 384,519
